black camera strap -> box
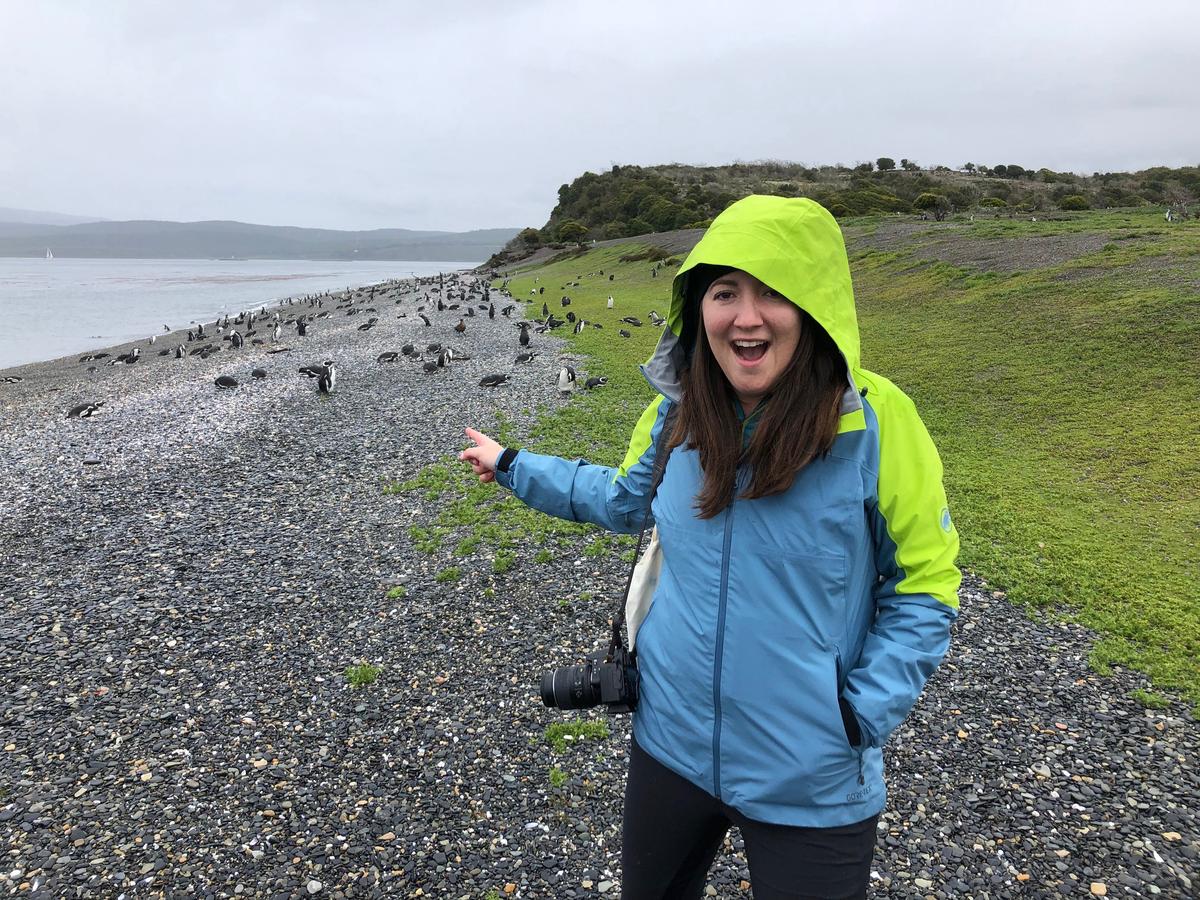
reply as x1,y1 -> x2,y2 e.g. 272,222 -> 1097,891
606,402 -> 678,663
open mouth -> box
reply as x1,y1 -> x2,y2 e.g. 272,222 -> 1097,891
732,339 -> 768,362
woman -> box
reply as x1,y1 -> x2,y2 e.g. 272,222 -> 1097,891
460,196 -> 961,899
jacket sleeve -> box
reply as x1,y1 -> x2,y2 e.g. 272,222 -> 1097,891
842,388 -> 961,748
492,395 -> 670,534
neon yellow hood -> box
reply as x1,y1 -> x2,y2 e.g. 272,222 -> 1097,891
642,195 -> 860,400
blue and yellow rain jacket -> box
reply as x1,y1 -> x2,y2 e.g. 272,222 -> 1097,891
496,196 -> 961,827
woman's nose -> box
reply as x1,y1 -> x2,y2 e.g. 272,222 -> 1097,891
732,297 -> 764,327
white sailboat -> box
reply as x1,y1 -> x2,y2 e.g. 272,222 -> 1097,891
45,248 -> 53,260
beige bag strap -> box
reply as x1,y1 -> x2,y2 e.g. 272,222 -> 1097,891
606,403 -> 678,661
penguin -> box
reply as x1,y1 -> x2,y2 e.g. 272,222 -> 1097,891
585,376 -> 608,390
230,330 -> 244,349
518,322 -> 530,347
561,296 -> 571,306
619,329 -> 631,338
149,334 -> 157,345
251,368 -> 267,379
426,342 -> 442,353
649,310 -> 665,327
557,366 -> 577,395
488,303 -> 495,319
607,296 -> 614,309
162,324 -> 170,332
479,373 -> 509,387
566,311 -> 576,323
272,323 -> 282,342
419,314 -> 431,326
377,351 -> 399,363
573,319 -> 587,335
66,401 -> 105,418
1,376 -> 22,383
515,351 -> 536,364
401,343 -> 416,356
621,316 -> 643,327
542,302 -> 549,317
214,375 -> 238,389
297,320 -> 308,336
298,360 -> 332,380
317,362 -> 337,395
422,360 -> 438,374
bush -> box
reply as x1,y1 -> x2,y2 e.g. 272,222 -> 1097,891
876,157 -> 896,171
980,197 -> 1007,208
557,221 -> 589,244
1059,194 -> 1090,210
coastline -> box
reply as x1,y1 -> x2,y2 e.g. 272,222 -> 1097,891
0,257 -> 479,376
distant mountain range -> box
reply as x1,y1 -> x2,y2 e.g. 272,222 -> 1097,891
0,206 -> 107,226
0,215 -> 520,262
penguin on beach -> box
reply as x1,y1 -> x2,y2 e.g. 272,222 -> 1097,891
214,375 -> 238,389
317,363 -> 337,395
66,401 -> 105,418
557,366 -> 577,395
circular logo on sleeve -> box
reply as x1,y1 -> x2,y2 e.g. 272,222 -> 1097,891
940,507 -> 953,532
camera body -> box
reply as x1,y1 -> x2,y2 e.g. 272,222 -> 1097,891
539,644 -> 639,714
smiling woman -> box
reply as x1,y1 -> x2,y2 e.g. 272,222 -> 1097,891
461,196 -> 961,899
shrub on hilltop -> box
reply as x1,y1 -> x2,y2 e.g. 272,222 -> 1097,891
489,161 -> 1200,263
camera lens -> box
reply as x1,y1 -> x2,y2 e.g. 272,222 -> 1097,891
539,663 -> 598,709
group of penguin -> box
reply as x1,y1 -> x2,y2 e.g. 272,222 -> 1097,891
61,267 -> 645,419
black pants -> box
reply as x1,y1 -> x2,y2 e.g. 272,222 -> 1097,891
622,738 -> 878,899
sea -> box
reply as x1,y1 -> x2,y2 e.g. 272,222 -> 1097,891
0,257 -> 478,370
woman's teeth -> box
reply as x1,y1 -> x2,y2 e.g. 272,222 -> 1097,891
732,340 -> 767,360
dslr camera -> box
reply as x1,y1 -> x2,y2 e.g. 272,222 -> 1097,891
539,643 -> 639,714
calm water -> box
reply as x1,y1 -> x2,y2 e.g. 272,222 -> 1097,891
0,257 -> 478,369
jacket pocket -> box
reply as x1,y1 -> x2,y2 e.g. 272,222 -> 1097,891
835,650 -> 863,748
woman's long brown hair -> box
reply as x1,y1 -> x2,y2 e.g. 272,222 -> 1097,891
667,304 -> 848,519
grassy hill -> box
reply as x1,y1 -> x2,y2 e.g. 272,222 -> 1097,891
488,160 -> 1199,267
469,206 -> 1199,710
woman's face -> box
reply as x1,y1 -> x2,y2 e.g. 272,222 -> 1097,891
701,269 -> 802,415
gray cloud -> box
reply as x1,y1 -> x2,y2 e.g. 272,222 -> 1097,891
2,0 -> 1197,231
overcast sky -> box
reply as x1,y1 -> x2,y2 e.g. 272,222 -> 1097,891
2,0 -> 1197,232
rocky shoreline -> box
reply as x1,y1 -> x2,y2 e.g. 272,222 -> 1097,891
0,274 -> 1196,898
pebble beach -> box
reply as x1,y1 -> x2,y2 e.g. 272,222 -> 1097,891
1,273 -> 1197,899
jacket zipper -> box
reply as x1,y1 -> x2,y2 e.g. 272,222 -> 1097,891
836,648 -> 866,786
713,439 -> 752,800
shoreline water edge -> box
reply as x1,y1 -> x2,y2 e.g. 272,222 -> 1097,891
0,258 -> 478,373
